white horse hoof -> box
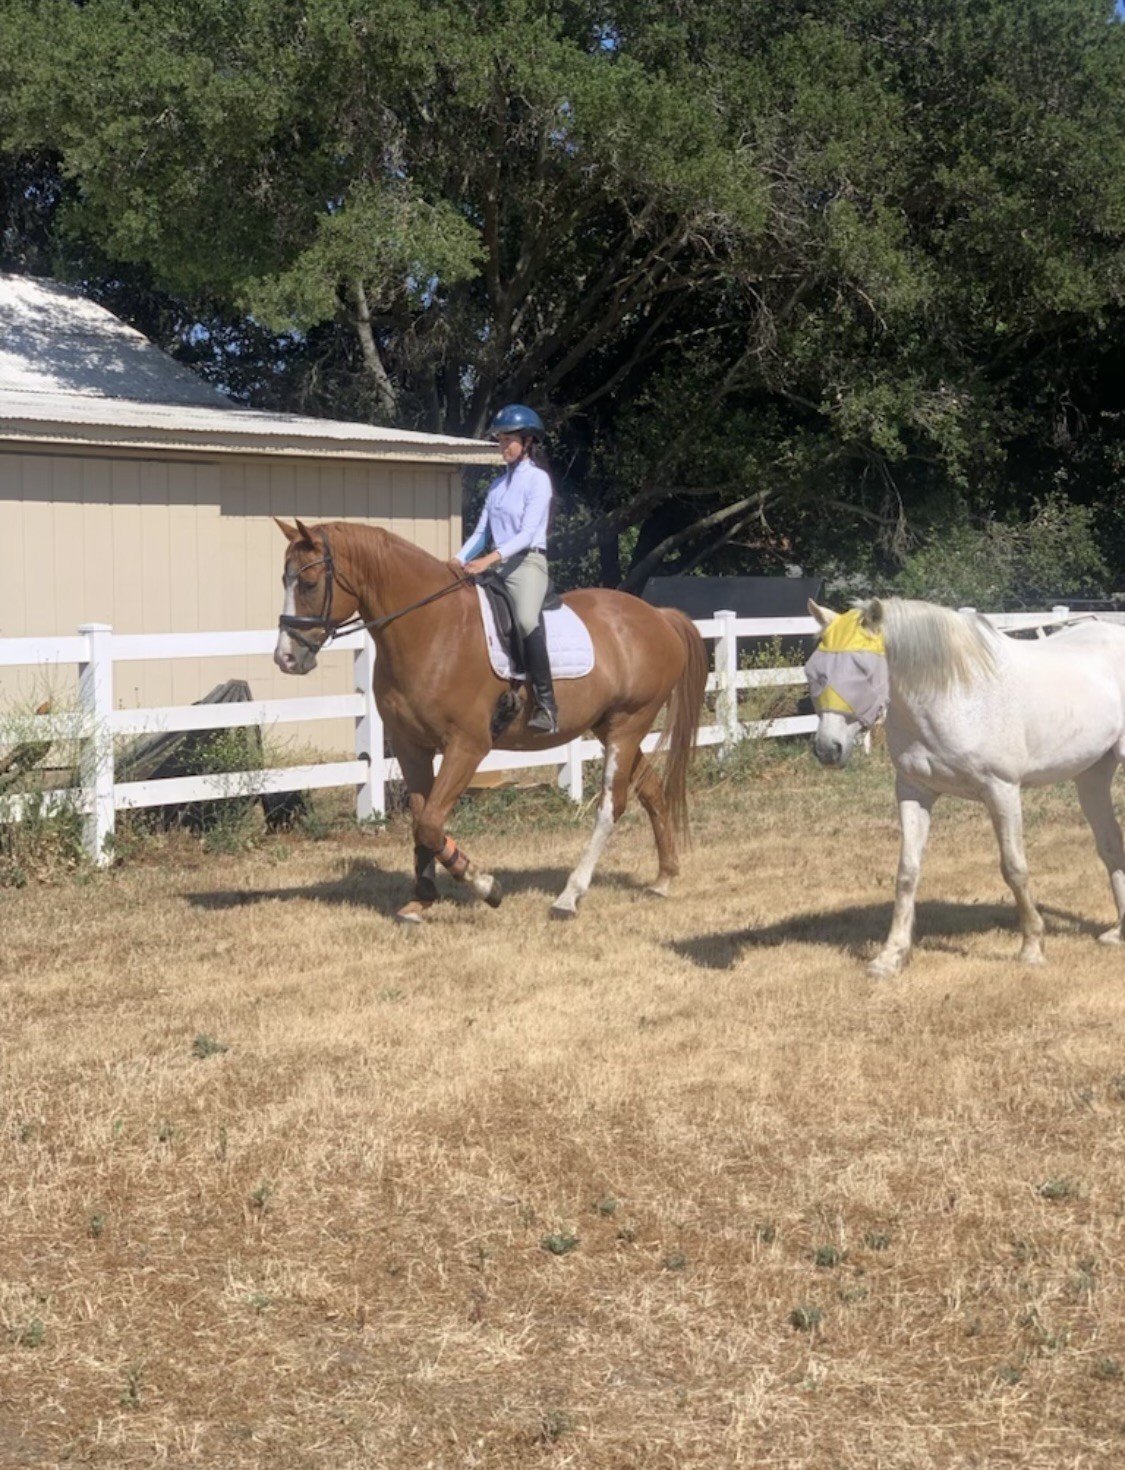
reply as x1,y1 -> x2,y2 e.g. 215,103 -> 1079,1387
1097,928 -> 1124,947
866,956 -> 904,980
474,876 -> 502,908
1018,948 -> 1046,966
644,883 -> 670,899
550,902 -> 578,921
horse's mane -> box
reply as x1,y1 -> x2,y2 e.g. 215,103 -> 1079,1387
862,597 -> 999,696
321,520 -> 448,583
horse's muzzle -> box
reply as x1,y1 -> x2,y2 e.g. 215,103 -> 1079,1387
274,636 -> 318,676
812,730 -> 852,767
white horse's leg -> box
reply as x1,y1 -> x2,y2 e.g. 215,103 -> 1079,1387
1073,753 -> 1125,945
869,781 -> 934,979
984,782 -> 1045,965
551,748 -> 620,919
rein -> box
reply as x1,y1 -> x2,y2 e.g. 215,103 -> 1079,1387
277,527 -> 468,652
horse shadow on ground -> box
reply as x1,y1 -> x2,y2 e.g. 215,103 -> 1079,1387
180,859 -> 646,915
671,900 -> 1105,972
183,858 -> 409,914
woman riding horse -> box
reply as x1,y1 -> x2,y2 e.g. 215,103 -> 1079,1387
455,404 -> 558,734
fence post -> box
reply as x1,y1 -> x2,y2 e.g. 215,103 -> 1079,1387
78,623 -> 114,864
714,608 -> 741,753
353,635 -> 384,820
558,736 -> 585,803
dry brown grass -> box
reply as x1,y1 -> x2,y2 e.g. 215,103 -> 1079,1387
3,741 -> 1125,1468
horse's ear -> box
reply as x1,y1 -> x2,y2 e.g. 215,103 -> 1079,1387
295,518 -> 317,545
808,599 -> 836,628
275,517 -> 300,543
862,597 -> 885,632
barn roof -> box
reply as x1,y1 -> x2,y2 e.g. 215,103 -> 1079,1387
0,274 -> 497,466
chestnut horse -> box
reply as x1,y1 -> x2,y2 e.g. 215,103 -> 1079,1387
273,519 -> 710,922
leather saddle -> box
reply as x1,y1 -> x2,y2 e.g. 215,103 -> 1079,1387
475,570 -> 562,674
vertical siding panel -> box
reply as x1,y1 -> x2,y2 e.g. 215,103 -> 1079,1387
3,454 -> 29,635
82,458 -> 114,625
319,460 -> 344,521
217,462 -> 245,632
163,460 -> 195,706
244,462 -> 278,629
306,458 -> 323,523
443,469 -> 463,557
21,464 -> 57,630
413,471 -> 439,555
343,461 -> 366,522
369,465 -> 392,527
49,458 -> 84,633
390,465 -> 413,545
111,459 -> 143,632
272,460 -> 298,534
148,459 -> 175,633
146,458 -> 174,708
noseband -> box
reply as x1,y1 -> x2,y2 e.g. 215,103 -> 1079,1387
277,527 -> 467,651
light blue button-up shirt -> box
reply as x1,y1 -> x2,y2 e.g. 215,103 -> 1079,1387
457,458 -> 553,563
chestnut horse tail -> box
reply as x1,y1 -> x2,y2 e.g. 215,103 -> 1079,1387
655,608 -> 710,843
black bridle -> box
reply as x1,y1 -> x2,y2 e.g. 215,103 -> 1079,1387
277,526 -> 467,652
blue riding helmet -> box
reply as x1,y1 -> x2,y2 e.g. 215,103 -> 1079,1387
488,403 -> 545,437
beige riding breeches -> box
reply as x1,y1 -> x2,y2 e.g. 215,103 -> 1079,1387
497,549 -> 549,636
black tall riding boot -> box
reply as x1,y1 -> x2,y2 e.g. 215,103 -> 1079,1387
522,624 -> 559,735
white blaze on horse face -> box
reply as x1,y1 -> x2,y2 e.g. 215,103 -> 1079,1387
273,569 -> 317,675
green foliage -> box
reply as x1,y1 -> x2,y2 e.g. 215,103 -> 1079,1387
813,1244 -> 845,1268
1038,1176 -> 1084,1201
3,0 -> 1125,587
0,788 -> 86,889
541,1231 -> 580,1256
891,495 -> 1108,608
788,1303 -> 824,1333
192,1034 -> 228,1060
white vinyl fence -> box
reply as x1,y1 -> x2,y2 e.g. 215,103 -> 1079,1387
0,606 -> 1076,864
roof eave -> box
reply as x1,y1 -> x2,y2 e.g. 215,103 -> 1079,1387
0,419 -> 500,466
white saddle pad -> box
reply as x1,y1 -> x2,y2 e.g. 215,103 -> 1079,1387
474,586 -> 594,680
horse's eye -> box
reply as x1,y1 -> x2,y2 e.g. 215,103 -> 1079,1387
298,579 -> 316,595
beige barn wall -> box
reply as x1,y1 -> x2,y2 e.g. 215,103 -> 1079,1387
0,447 -> 465,757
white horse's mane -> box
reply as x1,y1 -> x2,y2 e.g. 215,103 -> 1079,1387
861,597 -> 999,697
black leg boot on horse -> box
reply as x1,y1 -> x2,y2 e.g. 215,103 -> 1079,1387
522,623 -> 559,734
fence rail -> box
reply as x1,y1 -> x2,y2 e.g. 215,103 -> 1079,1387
0,605 -> 1077,863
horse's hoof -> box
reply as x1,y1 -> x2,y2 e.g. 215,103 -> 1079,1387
866,956 -> 904,979
550,902 -> 578,921
1097,928 -> 1124,947
644,883 -> 670,899
482,878 -> 503,909
395,901 -> 431,925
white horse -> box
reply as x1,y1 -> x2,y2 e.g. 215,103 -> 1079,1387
805,597 -> 1125,977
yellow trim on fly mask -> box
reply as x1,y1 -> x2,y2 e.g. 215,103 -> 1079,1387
813,683 -> 857,714
806,609 -> 887,718
817,608 -> 885,658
